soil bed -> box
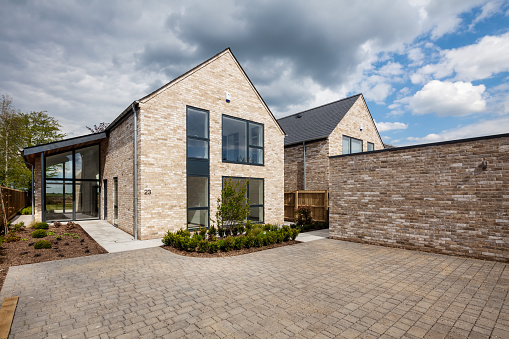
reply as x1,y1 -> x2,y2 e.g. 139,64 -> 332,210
0,224 -> 107,290
162,240 -> 300,258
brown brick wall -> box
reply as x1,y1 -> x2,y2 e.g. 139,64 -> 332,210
329,135 -> 509,262
284,144 -> 304,191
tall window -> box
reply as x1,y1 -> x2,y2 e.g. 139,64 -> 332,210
113,177 -> 118,225
342,135 -> 363,154
44,145 -> 100,222
222,116 -> 264,165
222,177 -> 264,223
187,107 -> 209,230
367,142 -> 374,152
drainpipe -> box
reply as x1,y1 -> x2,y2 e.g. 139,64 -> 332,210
132,102 -> 138,241
303,141 -> 306,190
21,155 -> 35,222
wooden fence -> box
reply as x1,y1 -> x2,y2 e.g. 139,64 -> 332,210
284,190 -> 329,222
0,186 -> 29,222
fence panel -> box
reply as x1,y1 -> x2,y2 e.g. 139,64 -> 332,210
284,190 -> 328,222
0,186 -> 29,222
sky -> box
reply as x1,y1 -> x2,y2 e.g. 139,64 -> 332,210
0,0 -> 508,146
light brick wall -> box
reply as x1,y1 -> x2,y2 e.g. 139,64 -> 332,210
135,50 -> 284,239
329,134 -> 509,262
101,114 -> 135,236
328,95 -> 384,157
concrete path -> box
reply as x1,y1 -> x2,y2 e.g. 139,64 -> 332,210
79,220 -> 163,253
2,239 -> 508,338
296,229 -> 329,242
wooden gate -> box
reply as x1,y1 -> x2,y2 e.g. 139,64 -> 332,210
284,190 -> 328,222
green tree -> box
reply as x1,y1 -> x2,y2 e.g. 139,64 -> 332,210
0,95 -> 23,188
213,178 -> 250,233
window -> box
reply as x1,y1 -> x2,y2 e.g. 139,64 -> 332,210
113,177 -> 118,225
187,176 -> 209,229
222,177 -> 264,223
187,107 -> 209,159
342,135 -> 363,154
367,142 -> 374,152
222,116 -> 263,165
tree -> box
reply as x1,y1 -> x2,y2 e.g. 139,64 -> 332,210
213,178 -> 250,233
86,122 -> 109,133
21,111 -> 65,147
0,95 -> 23,188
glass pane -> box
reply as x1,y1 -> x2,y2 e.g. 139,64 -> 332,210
113,177 -> 118,225
187,209 -> 209,229
45,182 -> 73,220
222,116 -> 246,162
187,108 -> 208,139
367,142 -> 374,152
249,147 -> 263,165
249,206 -> 263,223
249,179 -> 263,205
187,139 -> 208,159
46,152 -> 72,179
75,181 -> 100,219
188,176 -> 208,208
249,123 -> 263,147
75,145 -> 100,180
342,136 -> 351,154
223,177 -> 248,200
351,138 -> 363,153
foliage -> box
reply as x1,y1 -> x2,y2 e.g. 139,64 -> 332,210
28,220 -> 40,228
53,221 -> 62,227
223,236 -> 235,251
66,221 -> 76,230
55,235 -> 62,240
32,229 -> 47,238
35,222 -> 49,230
9,221 -> 25,232
86,122 -> 109,133
21,206 -> 31,215
34,240 -> 52,249
0,235 -> 3,246
295,206 -> 312,226
213,178 -> 250,233
4,230 -> 21,242
198,239 -> 210,253
209,241 -> 220,253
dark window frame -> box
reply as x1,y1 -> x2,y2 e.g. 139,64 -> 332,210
367,142 -> 374,152
342,135 -> 363,155
186,106 -> 209,160
222,176 -> 264,223
222,115 -> 264,166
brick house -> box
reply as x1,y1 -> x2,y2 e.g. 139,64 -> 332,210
21,48 -> 285,240
277,94 -> 383,191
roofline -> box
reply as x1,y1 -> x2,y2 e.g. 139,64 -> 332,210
356,94 -> 384,147
106,101 -> 139,134
330,132 -> 509,159
277,93 -> 362,121
284,136 -> 328,147
22,132 -> 106,156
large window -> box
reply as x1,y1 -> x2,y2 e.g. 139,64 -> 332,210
222,177 -> 264,223
342,135 -> 363,154
222,116 -> 263,165
44,145 -> 100,221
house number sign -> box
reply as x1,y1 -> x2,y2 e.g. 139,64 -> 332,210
144,189 -> 152,195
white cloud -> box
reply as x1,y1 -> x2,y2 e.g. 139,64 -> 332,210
409,80 -> 486,116
469,0 -> 505,29
403,116 -> 509,145
376,121 -> 409,132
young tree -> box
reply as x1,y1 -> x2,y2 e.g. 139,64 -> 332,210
86,122 -> 109,133
214,179 -> 250,233
0,95 -> 23,187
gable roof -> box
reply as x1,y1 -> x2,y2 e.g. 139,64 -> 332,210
108,48 -> 285,135
277,94 -> 362,146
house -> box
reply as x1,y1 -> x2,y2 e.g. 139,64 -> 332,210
277,94 -> 383,191
21,48 -> 285,240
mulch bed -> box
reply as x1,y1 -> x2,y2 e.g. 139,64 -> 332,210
0,224 -> 107,291
162,240 -> 300,258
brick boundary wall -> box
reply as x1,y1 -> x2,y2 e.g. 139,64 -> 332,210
329,133 -> 509,262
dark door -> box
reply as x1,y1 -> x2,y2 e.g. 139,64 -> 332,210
103,179 -> 107,219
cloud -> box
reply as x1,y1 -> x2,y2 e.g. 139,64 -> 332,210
409,80 -> 486,116
412,32 -> 509,83
402,116 -> 509,145
376,121 -> 409,132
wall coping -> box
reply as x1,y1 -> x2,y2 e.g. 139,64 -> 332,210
330,132 -> 509,159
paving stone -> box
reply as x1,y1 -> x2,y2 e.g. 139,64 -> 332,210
0,240 -> 507,338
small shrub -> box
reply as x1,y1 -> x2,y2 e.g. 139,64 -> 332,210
35,222 -> 49,230
244,235 -> 255,249
208,226 -> 217,237
162,231 -> 174,246
32,229 -> 48,238
244,221 -> 253,232
254,234 -> 263,247
55,235 -> 62,240
21,206 -> 32,215
199,227 -> 207,239
53,221 -> 62,227
0,236 -> 4,246
66,221 -> 76,230
251,225 -> 264,237
266,231 -> 277,245
291,228 -> 299,240
236,224 -> 245,235
188,237 -> 199,251
209,241 -> 220,253
4,231 -> 21,243
198,240 -> 210,253
295,206 -> 312,226
217,239 -> 226,251
223,236 -> 235,251
48,231 -> 55,236
9,222 -> 25,232
34,240 -> 52,249
217,227 -> 226,238
233,236 -> 244,250
28,220 -> 40,229
175,236 -> 190,251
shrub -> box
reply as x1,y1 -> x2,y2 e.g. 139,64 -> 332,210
236,224 -> 245,235
9,221 -> 25,232
162,231 -> 175,246
188,237 -> 199,252
251,225 -> 264,237
32,229 -> 47,238
291,228 -> 299,241
233,236 -> 244,250
244,235 -> 255,249
217,227 -> 226,238
266,231 -> 277,245
208,226 -> 217,237
198,240 -> 210,253
193,233 -> 203,241
217,239 -> 226,251
254,234 -> 263,247
21,206 -> 32,215
175,236 -> 190,251
34,240 -> 52,249
4,231 -> 21,243
199,228 -> 207,239
295,206 -> 312,226
55,235 -> 62,240
223,236 -> 235,251
53,221 -> 62,227
66,221 -> 76,230
35,222 -> 49,230
209,241 -> 220,253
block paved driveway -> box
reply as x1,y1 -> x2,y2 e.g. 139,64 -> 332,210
1,239 -> 508,339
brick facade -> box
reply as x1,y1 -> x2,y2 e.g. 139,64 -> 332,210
284,95 -> 383,191
329,134 -> 509,262
101,49 -> 285,239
